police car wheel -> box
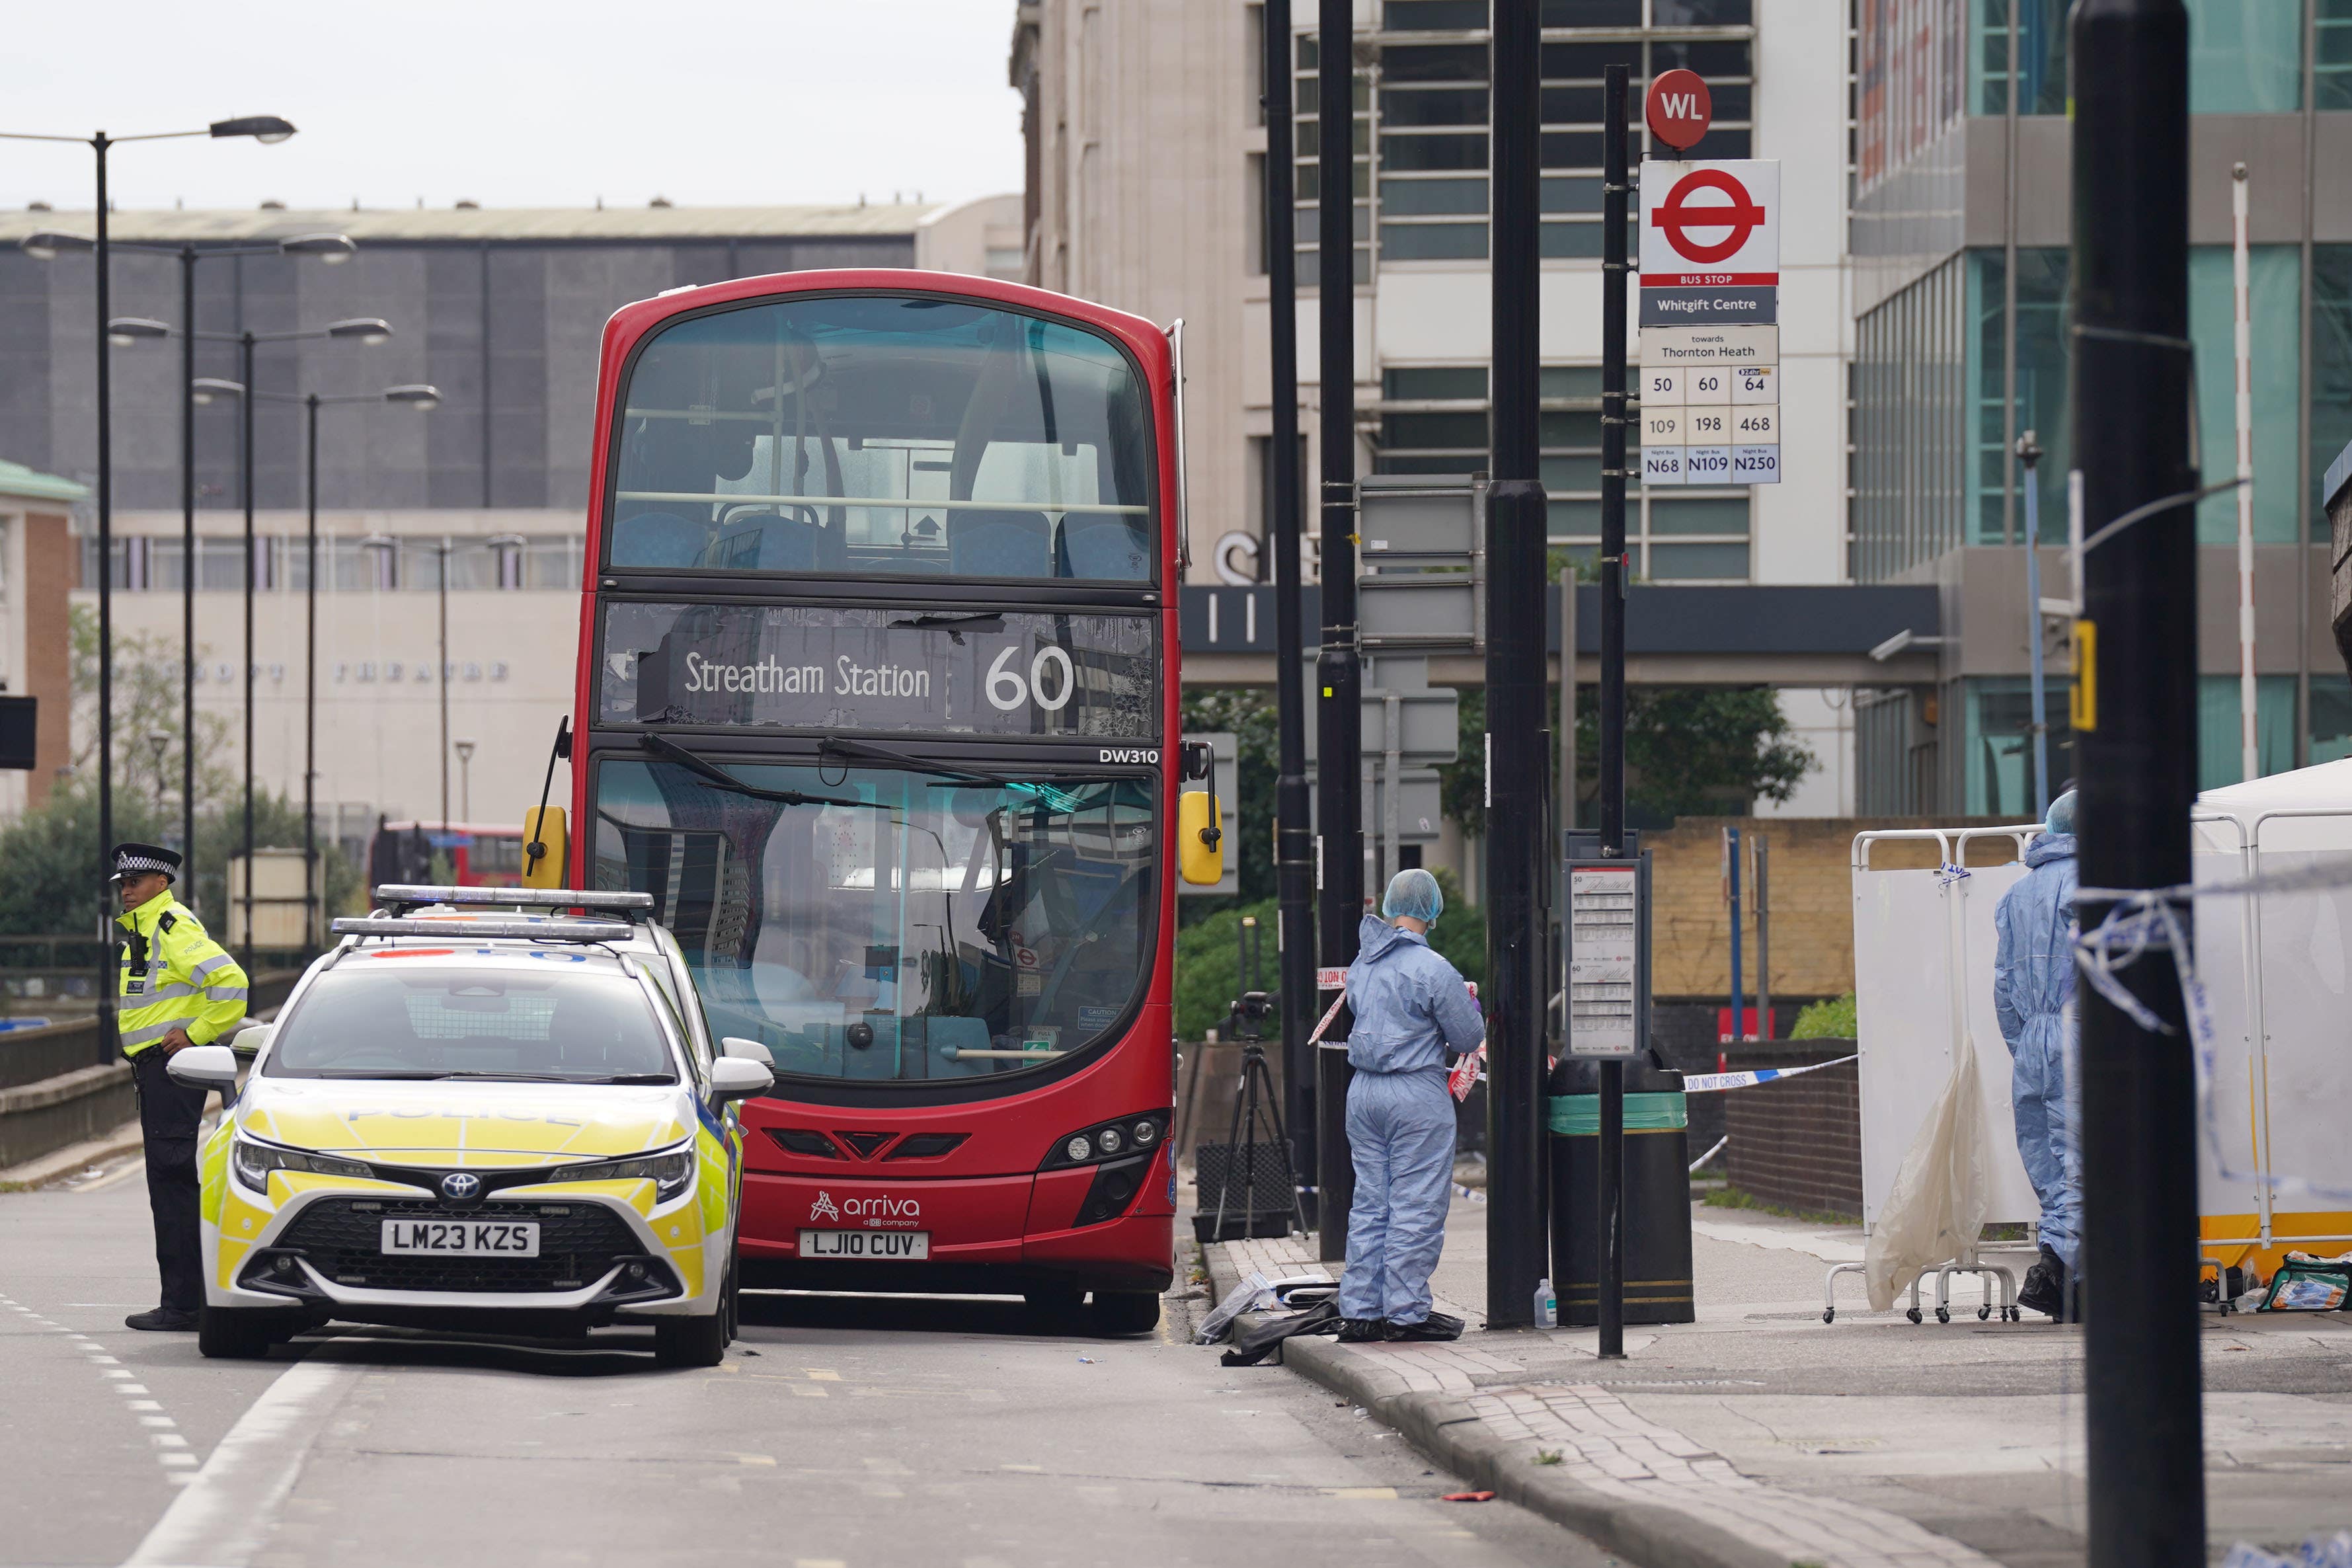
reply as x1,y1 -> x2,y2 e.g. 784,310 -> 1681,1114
1087,1290 -> 1161,1337
654,1310 -> 726,1368
197,1305 -> 278,1360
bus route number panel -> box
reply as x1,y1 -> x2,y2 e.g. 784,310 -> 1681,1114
1567,864 -> 1641,1059
1637,325 -> 1780,487
600,602 -> 1159,740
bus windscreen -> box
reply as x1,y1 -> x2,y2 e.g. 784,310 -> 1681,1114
592,758 -> 1156,1085
606,295 -> 1156,584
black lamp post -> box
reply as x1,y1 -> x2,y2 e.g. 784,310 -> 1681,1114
35,230 -> 356,876
1,112 -> 295,1052
145,316 -> 393,961
257,385 -> 439,943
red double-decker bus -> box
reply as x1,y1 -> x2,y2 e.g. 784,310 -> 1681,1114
560,271 -> 1190,1333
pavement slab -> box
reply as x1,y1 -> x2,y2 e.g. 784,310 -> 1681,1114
1201,1193 -> 2352,1567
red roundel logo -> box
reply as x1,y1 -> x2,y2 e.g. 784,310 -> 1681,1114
1648,167 -> 1766,266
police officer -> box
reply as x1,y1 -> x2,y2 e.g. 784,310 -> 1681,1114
113,843 -> 249,1332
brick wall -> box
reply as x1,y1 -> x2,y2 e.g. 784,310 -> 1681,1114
1721,1041 -> 1862,1218
1645,816 -> 2025,1000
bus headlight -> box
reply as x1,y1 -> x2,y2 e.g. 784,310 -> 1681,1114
1042,1113 -> 1169,1170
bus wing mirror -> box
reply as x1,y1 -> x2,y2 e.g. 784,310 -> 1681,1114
522,806 -> 568,889
1178,791 -> 1224,886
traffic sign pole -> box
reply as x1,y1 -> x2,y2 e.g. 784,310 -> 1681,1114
1313,0 -> 1366,1262
1595,60 -> 1633,1362
1484,0 -> 1548,1332
2069,1 -> 2205,1562
1261,0 -> 1319,1227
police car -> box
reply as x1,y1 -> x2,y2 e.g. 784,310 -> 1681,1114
168,886 -> 772,1366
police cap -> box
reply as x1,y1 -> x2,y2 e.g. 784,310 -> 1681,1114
110,842 -> 182,884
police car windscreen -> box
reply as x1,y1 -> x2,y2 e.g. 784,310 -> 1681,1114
265,968 -> 678,1083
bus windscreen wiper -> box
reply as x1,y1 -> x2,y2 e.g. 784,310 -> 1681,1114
639,734 -> 874,809
816,736 -> 1032,789
816,737 -> 1089,813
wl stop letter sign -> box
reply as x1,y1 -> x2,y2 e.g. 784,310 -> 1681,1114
1645,69 -> 1712,150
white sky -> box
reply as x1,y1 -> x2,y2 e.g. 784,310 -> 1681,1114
1,1 -> 1027,214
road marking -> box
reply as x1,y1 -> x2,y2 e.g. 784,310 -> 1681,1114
734,1454 -> 777,1466
0,1288 -> 212,1493
1322,1487 -> 1399,1500
123,1354 -> 366,1567
1000,1463 -> 1042,1472
789,1384 -> 829,1398
804,1368 -> 841,1380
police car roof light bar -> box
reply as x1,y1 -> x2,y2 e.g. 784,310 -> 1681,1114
371,885 -> 656,917
331,916 -> 639,943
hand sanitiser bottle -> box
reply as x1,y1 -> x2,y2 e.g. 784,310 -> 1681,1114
1534,1277 -> 1557,1327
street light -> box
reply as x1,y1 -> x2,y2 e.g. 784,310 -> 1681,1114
31,226 -> 356,890
1,112 -> 295,1053
239,385 -> 441,946
453,740 -> 477,823
126,317 -> 395,962
362,531 -> 523,841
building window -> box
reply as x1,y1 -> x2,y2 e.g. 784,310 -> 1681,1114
1294,30 -> 1374,286
2197,674 -> 2296,791
2312,674 -> 2352,762
1374,362 -> 1751,580
2312,248 -> 2352,536
1961,676 -> 2078,818
2189,245 -> 2302,544
2321,0 -> 2352,108
1974,0 -> 2302,117
1966,248 -> 2070,547
1854,254 -> 1967,582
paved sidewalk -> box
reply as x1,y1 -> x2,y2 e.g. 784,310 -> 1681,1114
1204,1195 -> 2352,1568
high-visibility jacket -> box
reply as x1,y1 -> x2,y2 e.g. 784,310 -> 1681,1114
116,890 -> 249,1056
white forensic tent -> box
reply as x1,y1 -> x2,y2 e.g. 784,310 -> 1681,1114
2192,758 -> 2352,1271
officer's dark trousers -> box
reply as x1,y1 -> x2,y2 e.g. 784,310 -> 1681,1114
132,1048 -> 211,1313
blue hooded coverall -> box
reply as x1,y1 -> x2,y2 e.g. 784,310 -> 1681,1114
1993,830 -> 2081,1272
1337,912 -> 1487,1325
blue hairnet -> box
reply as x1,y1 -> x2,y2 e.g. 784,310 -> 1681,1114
1382,867 -> 1444,925
2046,789 -> 2078,836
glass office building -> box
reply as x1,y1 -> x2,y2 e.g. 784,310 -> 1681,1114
1851,0 -> 2352,814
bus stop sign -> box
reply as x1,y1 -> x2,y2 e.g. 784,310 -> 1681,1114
1645,69 -> 1712,151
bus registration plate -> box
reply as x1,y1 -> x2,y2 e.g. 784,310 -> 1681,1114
799,1229 -> 931,1260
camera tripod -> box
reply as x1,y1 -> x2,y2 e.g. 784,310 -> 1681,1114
1200,986 -> 1308,1242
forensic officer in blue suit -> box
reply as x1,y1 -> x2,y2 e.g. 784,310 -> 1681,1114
1337,869 -> 1486,1343
1994,789 -> 2081,1319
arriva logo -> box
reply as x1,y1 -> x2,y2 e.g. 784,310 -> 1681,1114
808,1191 -> 841,1223
1097,748 -> 1159,765
840,1194 -> 922,1220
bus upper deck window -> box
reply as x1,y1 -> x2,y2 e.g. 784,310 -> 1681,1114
609,296 -> 1155,584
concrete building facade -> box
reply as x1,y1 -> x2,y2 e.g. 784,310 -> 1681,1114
0,201 -> 1022,839
1011,0 -> 1863,816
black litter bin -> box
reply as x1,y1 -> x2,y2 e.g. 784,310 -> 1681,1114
1548,1054 -> 1695,1325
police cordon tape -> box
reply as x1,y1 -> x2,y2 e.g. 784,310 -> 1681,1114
2075,854 -> 2352,1206
1310,980 -> 1858,1097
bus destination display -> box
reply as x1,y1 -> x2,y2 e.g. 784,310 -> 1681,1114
600,602 -> 1159,739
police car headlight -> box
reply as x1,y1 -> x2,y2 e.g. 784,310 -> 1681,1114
550,1146 -> 696,1202
230,1136 -> 373,1195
